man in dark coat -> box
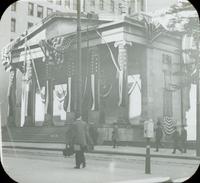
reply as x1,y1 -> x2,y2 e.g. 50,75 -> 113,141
181,126 -> 187,153
155,121 -> 163,152
66,114 -> 89,169
172,126 -> 182,154
112,123 -> 119,148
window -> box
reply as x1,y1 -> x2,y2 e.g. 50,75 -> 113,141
37,5 -> 43,18
90,0 -> 95,6
65,0 -> 70,8
11,18 -> 16,32
73,0 -> 77,10
110,0 -> 114,13
99,0 -> 104,10
56,0 -> 62,5
118,3 -> 122,14
47,8 -> 53,16
11,2 -> 17,11
28,3 -> 34,16
162,54 -> 172,65
27,22 -> 33,29
141,0 -> 144,11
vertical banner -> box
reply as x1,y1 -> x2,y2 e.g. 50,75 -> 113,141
89,47 -> 99,111
64,53 -> 76,113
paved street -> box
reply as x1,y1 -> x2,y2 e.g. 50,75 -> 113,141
1,147 -> 199,183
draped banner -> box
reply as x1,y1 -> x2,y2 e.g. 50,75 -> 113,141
162,116 -> 176,135
89,48 -> 100,111
83,47 -> 100,112
64,55 -> 76,113
118,70 -> 127,106
20,80 -> 29,126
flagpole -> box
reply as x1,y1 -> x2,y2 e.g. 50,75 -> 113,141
77,0 -> 82,118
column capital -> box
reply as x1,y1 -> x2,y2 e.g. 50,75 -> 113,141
114,40 -> 132,48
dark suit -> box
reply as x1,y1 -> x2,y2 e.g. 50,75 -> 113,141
155,126 -> 163,151
71,119 -> 89,168
172,130 -> 182,153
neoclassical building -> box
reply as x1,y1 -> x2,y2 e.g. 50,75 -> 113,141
1,12 -> 190,142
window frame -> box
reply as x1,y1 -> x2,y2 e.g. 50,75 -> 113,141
90,0 -> 95,7
65,0 -> 70,8
28,2 -> 34,16
11,2 -> 17,11
37,5 -> 43,18
99,0 -> 104,10
27,22 -> 34,29
110,0 -> 115,13
47,8 -> 53,16
56,0 -> 62,5
11,18 -> 16,32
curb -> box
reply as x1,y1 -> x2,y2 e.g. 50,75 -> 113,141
2,145 -> 200,161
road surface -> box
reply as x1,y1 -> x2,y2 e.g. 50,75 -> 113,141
1,148 -> 199,183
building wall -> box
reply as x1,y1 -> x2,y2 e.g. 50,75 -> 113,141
0,0 -> 181,126
145,44 -> 185,126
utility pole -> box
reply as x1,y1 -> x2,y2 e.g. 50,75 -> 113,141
77,0 -> 82,118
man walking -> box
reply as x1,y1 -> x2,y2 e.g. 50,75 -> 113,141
155,121 -> 163,152
172,126 -> 182,154
67,114 -> 89,169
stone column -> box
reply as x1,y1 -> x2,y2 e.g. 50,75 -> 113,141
44,61 -> 54,126
114,40 -> 132,123
23,56 -> 35,126
7,68 -> 16,126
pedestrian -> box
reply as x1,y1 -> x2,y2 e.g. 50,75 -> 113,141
67,113 -> 89,169
112,123 -> 119,148
172,126 -> 182,154
154,121 -> 163,152
181,126 -> 187,153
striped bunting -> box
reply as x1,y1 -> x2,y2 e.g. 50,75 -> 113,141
162,116 -> 176,135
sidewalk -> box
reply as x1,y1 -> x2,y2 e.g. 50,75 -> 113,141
2,141 -> 200,160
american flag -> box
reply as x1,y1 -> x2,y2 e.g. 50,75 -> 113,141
143,16 -> 165,43
39,36 -> 65,65
2,47 -> 12,72
162,116 -> 176,135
